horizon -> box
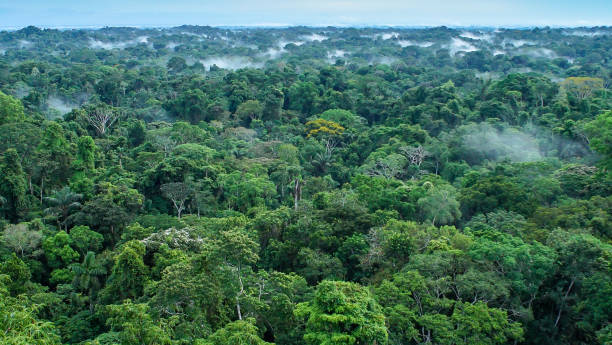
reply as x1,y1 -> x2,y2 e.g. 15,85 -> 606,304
0,0 -> 610,29
2,24 -> 611,32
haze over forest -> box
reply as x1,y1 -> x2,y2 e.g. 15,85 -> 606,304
0,2 -> 611,345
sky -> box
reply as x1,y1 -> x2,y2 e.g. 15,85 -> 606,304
0,0 -> 610,29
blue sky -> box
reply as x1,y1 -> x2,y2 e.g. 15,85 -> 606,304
0,0 -> 610,28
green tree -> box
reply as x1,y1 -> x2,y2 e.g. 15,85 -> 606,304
0,91 -> 26,125
69,225 -> 104,256
103,240 -> 149,301
71,251 -> 106,312
210,228 -> 260,320
0,275 -> 62,345
417,184 -> 461,225
295,280 -> 388,345
36,121 -> 72,200
44,187 -> 83,231
584,110 -> 612,170
0,149 -> 28,221
42,230 -> 80,269
104,300 -> 171,345
196,318 -> 273,345
235,100 -> 264,125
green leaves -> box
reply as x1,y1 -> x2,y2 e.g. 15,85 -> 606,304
196,318 -> 273,345
0,91 -> 26,126
296,280 -> 388,345
0,275 -> 62,345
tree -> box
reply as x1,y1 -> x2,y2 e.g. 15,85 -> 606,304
210,228 -> 259,321
167,56 -> 187,72
71,251 -> 106,312
160,182 -> 193,219
104,300 -> 171,345
164,89 -> 211,123
103,240 -> 149,301
218,172 -> 276,212
235,100 -> 264,125
0,275 -> 62,345
305,119 -> 345,139
0,149 -> 27,221
561,77 -> 604,100
400,145 -> 430,169
36,121 -> 72,200
42,230 -> 80,272
85,106 -> 120,136
452,301 -> 524,345
44,187 -> 83,232
73,136 -> 96,173
69,225 -> 104,256
417,184 -> 461,225
196,318 -> 273,345
295,280 -> 388,345
0,254 -> 31,296
2,223 -> 42,257
0,90 -> 26,125
584,110 -> 612,170
0,122 -> 41,196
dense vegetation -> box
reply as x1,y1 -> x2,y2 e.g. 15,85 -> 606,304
0,25 -> 611,345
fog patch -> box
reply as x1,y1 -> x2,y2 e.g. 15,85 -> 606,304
563,30 -> 610,37
180,32 -> 208,38
460,122 -> 541,162
199,56 -> 263,70
47,96 -> 78,115
370,56 -> 397,65
380,32 -> 399,40
263,39 -> 307,59
88,36 -> 150,50
12,82 -> 32,99
460,31 -> 494,42
397,40 -> 434,48
327,49 -> 346,63
327,49 -> 346,58
502,39 -> 534,48
263,47 -> 285,59
301,33 -> 327,42
475,72 -> 502,80
18,40 -> 32,49
517,47 -> 557,59
166,42 -> 181,49
448,38 -> 478,56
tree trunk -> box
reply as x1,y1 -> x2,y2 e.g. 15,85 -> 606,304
554,278 -> 575,328
293,178 -> 301,211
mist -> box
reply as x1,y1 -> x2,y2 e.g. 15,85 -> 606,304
397,40 -> 433,48
47,96 -> 78,115
302,33 -> 327,42
502,39 -> 535,48
517,47 -> 558,59
447,38 -> 478,56
199,56 -> 263,70
18,40 -> 32,49
380,32 -> 399,40
458,122 -> 542,163
460,31 -> 494,42
88,36 -> 150,50
564,30 -> 611,37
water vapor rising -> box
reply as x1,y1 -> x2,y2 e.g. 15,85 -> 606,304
459,122 -> 541,163
199,56 -> 263,70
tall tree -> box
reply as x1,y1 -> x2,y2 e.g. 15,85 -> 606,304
0,149 -> 28,222
44,186 -> 83,232
295,280 -> 388,345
